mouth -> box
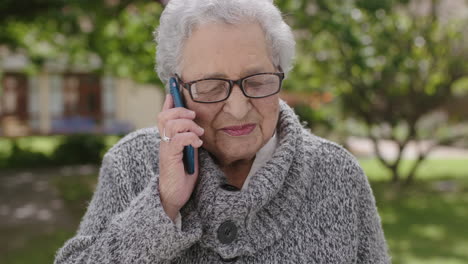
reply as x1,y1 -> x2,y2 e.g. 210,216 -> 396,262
221,123 -> 256,136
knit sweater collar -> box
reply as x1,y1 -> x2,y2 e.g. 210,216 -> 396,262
180,100 -> 310,258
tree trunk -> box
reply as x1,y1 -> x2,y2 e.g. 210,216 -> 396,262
389,164 -> 399,183
404,155 -> 427,185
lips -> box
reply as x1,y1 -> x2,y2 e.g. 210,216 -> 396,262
221,123 -> 256,136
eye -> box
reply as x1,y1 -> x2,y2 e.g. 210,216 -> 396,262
245,74 -> 278,87
197,84 -> 225,94
247,81 -> 263,87
192,80 -> 229,101
198,87 -> 223,95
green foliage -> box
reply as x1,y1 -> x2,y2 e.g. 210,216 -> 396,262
277,0 -> 468,183
294,103 -> 333,130
292,101 -> 347,144
282,0 -> 467,124
1,141 -> 51,168
452,77 -> 468,101
0,135 -> 121,169
51,134 -> 108,165
1,0 -> 163,85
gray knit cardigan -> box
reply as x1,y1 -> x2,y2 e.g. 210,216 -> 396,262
54,100 -> 391,263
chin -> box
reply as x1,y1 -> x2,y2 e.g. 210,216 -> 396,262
224,148 -> 257,162
216,137 -> 261,162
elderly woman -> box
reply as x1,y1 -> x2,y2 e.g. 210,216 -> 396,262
55,0 -> 390,263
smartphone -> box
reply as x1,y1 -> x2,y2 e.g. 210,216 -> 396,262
169,77 -> 196,174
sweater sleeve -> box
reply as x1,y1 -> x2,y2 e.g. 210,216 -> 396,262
354,165 -> 391,264
54,150 -> 202,264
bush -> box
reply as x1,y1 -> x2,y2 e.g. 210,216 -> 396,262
51,134 -> 108,165
3,141 -> 51,168
0,134 -> 122,169
293,103 -> 333,131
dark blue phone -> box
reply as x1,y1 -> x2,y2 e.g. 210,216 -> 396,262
169,77 -> 195,174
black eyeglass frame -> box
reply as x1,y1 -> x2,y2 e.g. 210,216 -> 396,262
174,72 -> 285,103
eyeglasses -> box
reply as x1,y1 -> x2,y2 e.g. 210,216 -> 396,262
175,72 -> 285,103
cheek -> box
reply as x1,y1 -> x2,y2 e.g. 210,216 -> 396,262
190,105 -> 219,135
194,113 -> 211,130
195,111 -> 219,150
257,99 -> 279,129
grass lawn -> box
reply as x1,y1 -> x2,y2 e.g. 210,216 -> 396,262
359,158 -> 468,264
2,158 -> 467,264
1,173 -> 98,264
3,229 -> 75,264
359,158 -> 468,181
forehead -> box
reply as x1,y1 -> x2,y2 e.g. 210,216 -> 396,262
181,22 -> 274,80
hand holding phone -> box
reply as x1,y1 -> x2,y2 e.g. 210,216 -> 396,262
157,78 -> 203,221
169,77 -> 196,174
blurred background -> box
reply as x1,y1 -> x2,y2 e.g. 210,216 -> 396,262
1,0 -> 467,263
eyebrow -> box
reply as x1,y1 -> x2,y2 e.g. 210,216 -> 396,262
200,66 -> 273,80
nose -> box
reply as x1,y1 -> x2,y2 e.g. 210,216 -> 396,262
222,83 -> 251,120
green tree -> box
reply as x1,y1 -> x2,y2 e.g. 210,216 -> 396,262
278,0 -> 468,184
1,0 -> 164,85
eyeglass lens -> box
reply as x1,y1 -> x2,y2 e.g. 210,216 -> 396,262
190,74 -> 280,102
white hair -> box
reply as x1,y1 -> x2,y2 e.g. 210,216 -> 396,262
154,0 -> 296,90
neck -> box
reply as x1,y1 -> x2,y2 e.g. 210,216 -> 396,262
214,155 -> 255,189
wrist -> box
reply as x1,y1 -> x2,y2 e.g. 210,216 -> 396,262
160,198 -> 180,221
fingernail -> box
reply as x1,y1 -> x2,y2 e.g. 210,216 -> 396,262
199,127 -> 204,133
198,139 -> 203,145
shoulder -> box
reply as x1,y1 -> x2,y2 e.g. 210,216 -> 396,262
301,129 -> 366,195
96,127 -> 162,193
301,128 -> 358,165
106,126 -> 161,157
102,127 -> 161,175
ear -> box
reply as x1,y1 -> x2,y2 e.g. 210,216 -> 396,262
277,65 -> 283,73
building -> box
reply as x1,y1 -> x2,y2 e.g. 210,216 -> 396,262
0,54 -> 164,137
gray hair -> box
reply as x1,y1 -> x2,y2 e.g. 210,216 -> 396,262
154,0 -> 296,90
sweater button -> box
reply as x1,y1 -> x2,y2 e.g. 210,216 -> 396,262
220,183 -> 240,192
219,255 -> 239,262
217,220 -> 238,244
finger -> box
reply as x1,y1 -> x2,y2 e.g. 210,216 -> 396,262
162,93 -> 174,111
158,94 -> 172,132
158,107 -> 196,129
192,147 -> 199,176
166,132 -> 203,155
165,119 -> 204,137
